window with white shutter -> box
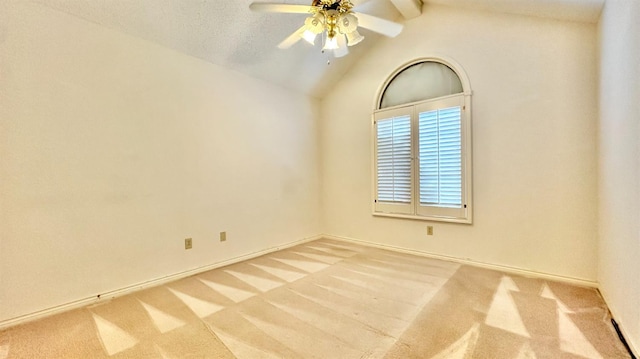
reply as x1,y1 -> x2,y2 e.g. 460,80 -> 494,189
374,108 -> 413,214
373,58 -> 472,223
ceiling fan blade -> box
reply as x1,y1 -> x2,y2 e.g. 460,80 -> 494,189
353,12 -> 403,37
278,25 -> 306,49
351,0 -> 373,8
249,3 -> 313,14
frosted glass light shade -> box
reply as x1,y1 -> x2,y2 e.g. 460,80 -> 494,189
323,36 -> 339,50
302,30 -> 318,45
334,34 -> 348,57
346,30 -> 364,46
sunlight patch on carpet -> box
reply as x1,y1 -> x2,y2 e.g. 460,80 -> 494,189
212,327 -> 281,359
139,301 -> 185,333
430,323 -> 480,359
224,270 -> 284,292
558,309 -> 603,359
292,251 -> 344,264
304,245 -> 353,257
92,313 -> 138,355
540,284 -> 603,358
198,278 -> 256,303
540,284 -> 574,313
319,242 -> 363,252
485,276 -> 531,338
248,263 -> 307,283
168,288 -> 224,318
269,257 -> 329,273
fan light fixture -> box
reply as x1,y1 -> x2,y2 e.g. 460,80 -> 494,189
249,1 -> 404,58
303,0 -> 363,57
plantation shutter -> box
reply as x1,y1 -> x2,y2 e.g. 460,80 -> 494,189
419,107 -> 462,205
374,106 -> 413,214
416,95 -> 466,218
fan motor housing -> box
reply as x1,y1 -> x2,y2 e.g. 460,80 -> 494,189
312,0 -> 352,12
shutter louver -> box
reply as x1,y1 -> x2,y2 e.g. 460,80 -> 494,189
376,115 -> 412,203
418,106 -> 462,207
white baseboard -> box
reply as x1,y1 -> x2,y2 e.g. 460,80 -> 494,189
323,234 -> 599,288
0,234 -> 323,330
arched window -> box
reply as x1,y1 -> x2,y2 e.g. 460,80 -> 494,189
373,58 -> 473,223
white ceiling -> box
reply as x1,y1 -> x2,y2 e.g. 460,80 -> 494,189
33,0 -> 604,98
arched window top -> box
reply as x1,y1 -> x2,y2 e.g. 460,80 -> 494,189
378,58 -> 470,109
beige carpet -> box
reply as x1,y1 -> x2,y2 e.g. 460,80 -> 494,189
0,239 -> 631,358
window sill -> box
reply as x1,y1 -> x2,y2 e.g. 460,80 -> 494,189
372,212 -> 472,224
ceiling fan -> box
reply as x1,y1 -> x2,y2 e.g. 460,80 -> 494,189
249,0 -> 404,58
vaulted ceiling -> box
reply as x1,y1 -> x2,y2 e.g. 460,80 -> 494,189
33,0 -> 604,98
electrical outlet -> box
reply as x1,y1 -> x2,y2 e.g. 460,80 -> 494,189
185,238 -> 192,249
220,231 -> 226,242
427,226 -> 434,236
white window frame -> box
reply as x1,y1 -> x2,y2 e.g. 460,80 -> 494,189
372,57 -> 473,224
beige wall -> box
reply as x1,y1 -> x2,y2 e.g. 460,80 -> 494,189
0,2 -> 321,323
320,5 -> 599,281
598,0 -> 640,353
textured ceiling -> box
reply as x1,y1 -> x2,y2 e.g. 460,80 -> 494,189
32,0 -> 604,98
33,0 -> 400,98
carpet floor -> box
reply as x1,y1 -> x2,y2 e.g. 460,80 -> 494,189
0,238 -> 631,358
